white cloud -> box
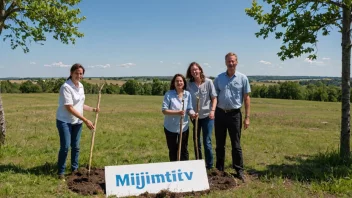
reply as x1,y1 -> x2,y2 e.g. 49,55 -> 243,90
120,63 -> 136,68
88,64 -> 111,69
304,58 -> 325,65
259,60 -> 272,65
44,62 -> 70,67
203,63 -> 211,68
30,61 -> 36,65
160,61 -> 163,64
322,57 -> 331,60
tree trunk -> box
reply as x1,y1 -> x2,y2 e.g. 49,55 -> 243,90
0,20 -> 4,35
340,7 -> 351,160
0,93 -> 5,145
0,0 -> 4,35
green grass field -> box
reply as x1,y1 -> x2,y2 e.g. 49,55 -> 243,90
0,94 -> 351,197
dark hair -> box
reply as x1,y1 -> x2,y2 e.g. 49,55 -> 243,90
170,73 -> 187,90
186,62 -> 205,83
67,63 -> 85,80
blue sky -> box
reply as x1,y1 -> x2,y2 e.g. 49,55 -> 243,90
0,0 -> 342,78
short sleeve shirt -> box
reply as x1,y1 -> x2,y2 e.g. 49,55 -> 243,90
56,79 -> 85,124
214,71 -> 251,110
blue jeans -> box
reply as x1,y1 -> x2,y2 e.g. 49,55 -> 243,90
192,117 -> 214,169
56,119 -> 82,175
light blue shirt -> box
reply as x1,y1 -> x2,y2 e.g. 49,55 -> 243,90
162,90 -> 194,133
186,78 -> 217,119
214,71 -> 251,110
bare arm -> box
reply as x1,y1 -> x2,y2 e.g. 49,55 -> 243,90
83,104 -> 99,112
209,97 -> 217,119
162,109 -> 184,116
65,105 -> 95,130
243,93 -> 250,130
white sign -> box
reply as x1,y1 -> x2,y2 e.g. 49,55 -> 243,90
105,160 -> 209,197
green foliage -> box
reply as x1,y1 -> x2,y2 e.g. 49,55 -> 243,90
0,80 -> 20,93
19,80 -> 42,93
151,78 -> 164,96
245,0 -> 343,60
246,0 -> 351,159
267,84 -> 280,98
1,78 -> 346,102
0,0 -> 85,52
103,83 -> 120,94
250,81 -> 341,102
121,80 -> 143,95
142,83 -> 152,95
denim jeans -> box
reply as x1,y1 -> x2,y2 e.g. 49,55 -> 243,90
56,119 -> 82,175
192,117 -> 214,169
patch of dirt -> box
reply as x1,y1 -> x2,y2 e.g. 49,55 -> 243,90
66,167 -> 105,196
66,167 -> 238,197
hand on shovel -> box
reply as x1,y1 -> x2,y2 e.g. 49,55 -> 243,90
178,110 -> 185,117
190,113 -> 198,120
93,107 -> 101,113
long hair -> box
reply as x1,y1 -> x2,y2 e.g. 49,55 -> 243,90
169,73 -> 187,90
67,63 -> 85,80
186,62 -> 205,83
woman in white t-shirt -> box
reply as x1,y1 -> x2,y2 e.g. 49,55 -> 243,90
56,63 -> 99,180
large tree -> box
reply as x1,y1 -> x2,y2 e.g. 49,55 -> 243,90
246,0 -> 351,159
0,0 -> 85,145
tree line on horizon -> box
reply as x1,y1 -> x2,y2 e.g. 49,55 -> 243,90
0,78 -> 347,103
0,78 -> 170,96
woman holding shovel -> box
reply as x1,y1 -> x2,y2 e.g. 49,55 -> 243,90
162,74 -> 197,161
186,62 -> 217,169
56,63 -> 100,180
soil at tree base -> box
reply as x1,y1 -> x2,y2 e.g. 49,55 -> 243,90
66,167 -> 238,197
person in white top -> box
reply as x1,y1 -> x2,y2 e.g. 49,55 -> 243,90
56,63 -> 99,180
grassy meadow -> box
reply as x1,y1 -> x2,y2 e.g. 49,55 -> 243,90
0,93 -> 351,197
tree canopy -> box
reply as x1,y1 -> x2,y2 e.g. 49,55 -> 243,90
0,0 -> 85,53
246,0 -> 351,159
246,0 -> 345,60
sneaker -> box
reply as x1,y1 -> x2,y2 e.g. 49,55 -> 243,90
58,174 -> 65,181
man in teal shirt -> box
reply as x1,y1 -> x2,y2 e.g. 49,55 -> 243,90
214,52 -> 251,182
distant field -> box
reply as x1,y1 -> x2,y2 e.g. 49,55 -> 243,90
83,78 -> 126,86
7,80 -> 28,84
0,94 -> 351,197
251,82 -> 278,86
251,78 -> 333,86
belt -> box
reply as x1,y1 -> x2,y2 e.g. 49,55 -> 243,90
218,108 -> 240,113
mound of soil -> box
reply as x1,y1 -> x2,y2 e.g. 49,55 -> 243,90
66,167 -> 238,197
67,167 -> 105,196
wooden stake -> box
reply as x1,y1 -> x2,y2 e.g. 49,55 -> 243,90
177,99 -> 185,161
194,96 -> 200,160
88,83 -> 105,175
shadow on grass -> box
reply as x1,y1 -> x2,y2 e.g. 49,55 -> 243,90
248,150 -> 352,183
0,162 -> 57,176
